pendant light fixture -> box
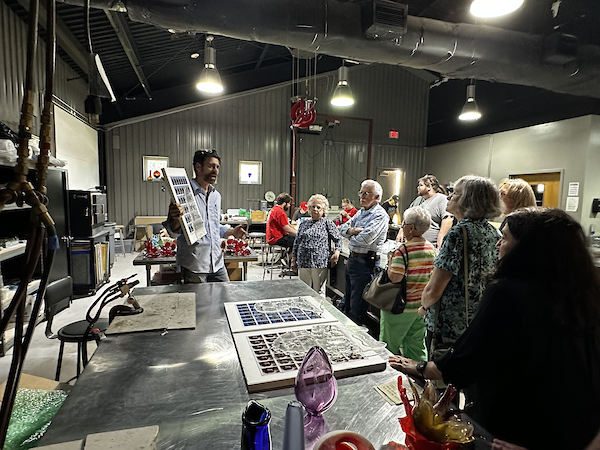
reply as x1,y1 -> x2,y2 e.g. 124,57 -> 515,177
331,65 -> 355,107
458,81 -> 482,122
196,35 -> 224,94
470,0 -> 525,18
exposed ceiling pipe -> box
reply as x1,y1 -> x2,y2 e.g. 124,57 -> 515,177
58,0 -> 600,99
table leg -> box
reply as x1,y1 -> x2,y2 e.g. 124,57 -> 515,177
146,266 -> 151,286
243,262 -> 248,281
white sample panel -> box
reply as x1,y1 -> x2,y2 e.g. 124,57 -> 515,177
162,167 -> 206,245
232,323 -> 387,393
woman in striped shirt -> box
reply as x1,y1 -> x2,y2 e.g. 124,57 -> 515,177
380,207 -> 436,361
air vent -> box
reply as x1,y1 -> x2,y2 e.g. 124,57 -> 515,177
364,0 -> 408,40
543,32 -> 578,65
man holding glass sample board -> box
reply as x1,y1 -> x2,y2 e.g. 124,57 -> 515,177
163,149 -> 248,283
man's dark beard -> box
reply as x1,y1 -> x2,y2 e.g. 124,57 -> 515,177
283,204 -> 289,211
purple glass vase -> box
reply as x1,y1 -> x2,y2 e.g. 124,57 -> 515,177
294,346 -> 338,417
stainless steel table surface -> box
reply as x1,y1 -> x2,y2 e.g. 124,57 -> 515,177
39,280 -> 490,449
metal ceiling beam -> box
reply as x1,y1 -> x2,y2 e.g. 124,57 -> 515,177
254,44 -> 270,70
104,10 -> 153,99
18,0 -> 90,75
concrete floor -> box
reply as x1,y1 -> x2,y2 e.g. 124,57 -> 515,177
0,248 -> 296,385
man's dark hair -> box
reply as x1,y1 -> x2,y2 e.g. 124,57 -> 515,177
276,193 -> 292,205
193,149 -> 221,166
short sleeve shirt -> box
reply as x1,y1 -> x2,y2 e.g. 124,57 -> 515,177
266,205 -> 290,245
425,218 -> 500,339
341,207 -> 358,224
420,193 -> 450,244
388,239 -> 437,310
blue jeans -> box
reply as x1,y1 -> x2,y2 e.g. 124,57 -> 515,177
341,256 -> 378,325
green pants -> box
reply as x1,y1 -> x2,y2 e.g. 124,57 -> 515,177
379,310 -> 428,361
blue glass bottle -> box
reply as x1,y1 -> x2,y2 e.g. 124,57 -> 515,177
241,400 -> 272,450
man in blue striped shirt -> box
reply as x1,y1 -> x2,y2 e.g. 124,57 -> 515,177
339,179 -> 389,325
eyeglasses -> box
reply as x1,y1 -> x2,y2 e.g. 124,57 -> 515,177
401,222 -> 414,227
358,191 -> 373,197
447,191 -> 461,199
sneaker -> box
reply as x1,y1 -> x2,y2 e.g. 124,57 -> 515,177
280,270 -> 298,277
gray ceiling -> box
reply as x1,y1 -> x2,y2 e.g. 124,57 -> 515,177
5,0 -> 600,145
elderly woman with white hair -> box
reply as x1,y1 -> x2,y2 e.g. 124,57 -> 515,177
380,207 -> 437,361
419,175 -> 501,366
291,194 -> 342,293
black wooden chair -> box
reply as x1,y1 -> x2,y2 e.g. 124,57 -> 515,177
44,276 -> 109,381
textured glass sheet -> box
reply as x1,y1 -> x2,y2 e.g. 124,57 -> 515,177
5,388 -> 68,450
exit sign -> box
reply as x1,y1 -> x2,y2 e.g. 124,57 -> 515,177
389,130 -> 399,139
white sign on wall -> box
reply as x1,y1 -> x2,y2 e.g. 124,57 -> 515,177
568,182 -> 579,196
143,156 -> 169,181
239,161 -> 262,185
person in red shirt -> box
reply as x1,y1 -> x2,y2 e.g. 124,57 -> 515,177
266,193 -> 298,258
338,198 -> 358,225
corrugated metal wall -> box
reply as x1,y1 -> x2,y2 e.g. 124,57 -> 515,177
296,64 -> 428,211
105,64 -> 429,232
0,1 -> 88,133
105,85 -> 292,231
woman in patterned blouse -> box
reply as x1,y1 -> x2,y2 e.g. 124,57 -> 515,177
381,207 -> 437,360
291,194 -> 342,293
419,175 -> 501,355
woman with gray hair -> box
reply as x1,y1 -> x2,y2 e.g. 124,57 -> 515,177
291,194 -> 342,293
381,207 -> 437,361
419,175 -> 501,364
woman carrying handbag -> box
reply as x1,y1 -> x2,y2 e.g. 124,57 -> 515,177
418,175 -> 501,361
379,207 -> 436,361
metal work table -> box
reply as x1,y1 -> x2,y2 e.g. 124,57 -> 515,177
132,249 -> 259,285
39,280 -> 490,449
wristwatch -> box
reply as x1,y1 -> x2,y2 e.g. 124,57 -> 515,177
416,360 -> 427,378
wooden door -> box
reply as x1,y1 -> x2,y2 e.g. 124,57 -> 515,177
511,172 -> 561,208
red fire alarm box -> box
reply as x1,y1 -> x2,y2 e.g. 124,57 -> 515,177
389,130 -> 399,139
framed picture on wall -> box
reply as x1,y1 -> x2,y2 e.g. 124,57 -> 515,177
239,161 -> 262,185
143,156 -> 169,181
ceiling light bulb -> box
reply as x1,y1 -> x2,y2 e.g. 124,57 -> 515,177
331,66 -> 355,107
470,0 -> 525,18
458,84 -> 482,121
196,66 -> 224,93
196,39 -> 224,94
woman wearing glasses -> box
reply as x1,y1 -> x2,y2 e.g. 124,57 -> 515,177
291,194 -> 342,293
380,207 -> 436,360
391,208 -> 600,450
419,175 -> 501,359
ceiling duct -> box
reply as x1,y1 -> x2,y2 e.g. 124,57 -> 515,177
364,0 -> 408,40
57,0 -> 600,99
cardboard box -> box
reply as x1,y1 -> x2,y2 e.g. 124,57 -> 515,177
250,210 -> 267,221
226,262 -> 242,281
0,373 -> 71,404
